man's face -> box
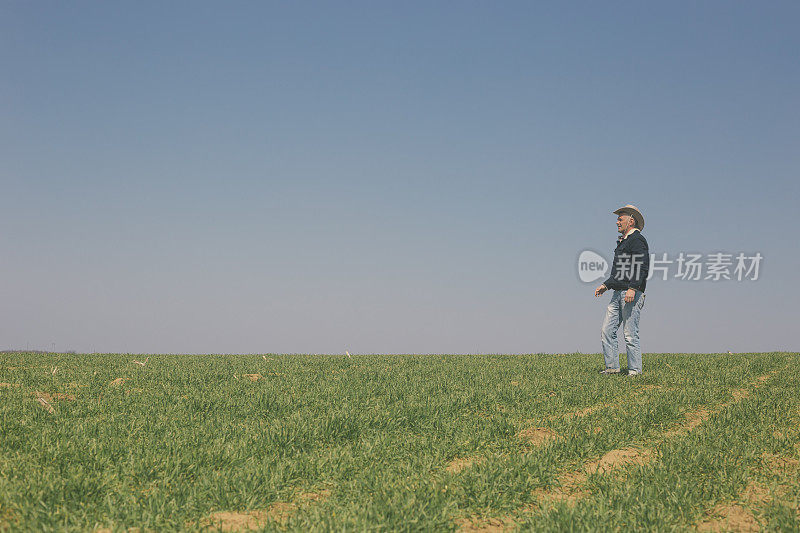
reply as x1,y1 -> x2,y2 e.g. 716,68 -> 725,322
616,214 -> 634,234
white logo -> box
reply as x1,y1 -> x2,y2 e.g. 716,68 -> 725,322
577,250 -> 609,283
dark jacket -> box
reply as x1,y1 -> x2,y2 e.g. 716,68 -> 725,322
603,230 -> 649,292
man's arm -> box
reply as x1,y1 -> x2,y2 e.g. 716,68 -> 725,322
626,237 -> 649,292
602,261 -> 620,291
601,258 -> 618,290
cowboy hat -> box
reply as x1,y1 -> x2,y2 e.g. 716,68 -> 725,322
613,204 -> 644,230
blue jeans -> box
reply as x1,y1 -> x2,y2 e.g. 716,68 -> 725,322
601,290 -> 645,373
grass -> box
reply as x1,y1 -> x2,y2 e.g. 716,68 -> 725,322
1,352 -> 798,532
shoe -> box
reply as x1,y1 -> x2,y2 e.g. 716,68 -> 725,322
627,370 -> 640,376
599,368 -> 621,375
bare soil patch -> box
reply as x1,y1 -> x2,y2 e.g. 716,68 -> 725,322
201,509 -> 273,531
531,448 -> 650,509
446,456 -> 485,474
202,502 -> 297,531
760,452 -> 800,472
518,427 -> 560,446
109,378 -> 128,387
454,515 -> 515,533
266,502 -> 297,525
36,397 -> 54,414
572,405 -> 604,418
33,391 -> 76,402
532,474 -> 589,507
32,391 -> 75,414
585,447 -> 651,475
664,408 -> 710,438
754,373 -> 774,386
731,389 -> 750,401
242,374 -> 263,382
742,481 -> 772,507
200,489 -> 330,531
697,504 -> 760,532
296,489 -> 331,503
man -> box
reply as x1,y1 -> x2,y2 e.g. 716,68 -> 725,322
594,205 -> 649,376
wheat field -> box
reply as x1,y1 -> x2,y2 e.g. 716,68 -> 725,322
1,352 -> 798,531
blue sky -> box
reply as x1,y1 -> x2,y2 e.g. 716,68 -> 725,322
2,1 -> 798,354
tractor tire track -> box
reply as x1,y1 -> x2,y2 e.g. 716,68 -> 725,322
454,368 -> 783,532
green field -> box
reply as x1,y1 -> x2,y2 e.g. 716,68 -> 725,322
1,352 -> 798,532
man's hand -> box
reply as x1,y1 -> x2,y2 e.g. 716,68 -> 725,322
594,284 -> 607,297
624,288 -> 636,303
